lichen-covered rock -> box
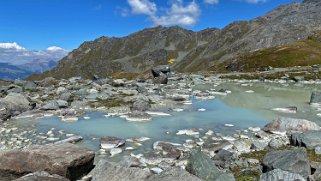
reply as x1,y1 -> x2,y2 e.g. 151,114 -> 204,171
147,167 -> 202,181
186,150 -> 235,181
89,160 -> 151,181
260,169 -> 305,181
291,131 -> 321,149
262,148 -> 310,178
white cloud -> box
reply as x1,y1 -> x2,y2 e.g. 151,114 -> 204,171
128,0 -> 157,15
0,43 -> 68,65
204,0 -> 219,4
0,42 -> 26,51
47,46 -> 65,51
126,0 -> 200,27
151,0 -> 200,26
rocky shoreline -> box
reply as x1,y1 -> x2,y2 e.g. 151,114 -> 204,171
1,67 -> 321,180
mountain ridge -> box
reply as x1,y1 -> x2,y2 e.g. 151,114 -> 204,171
29,0 -> 321,80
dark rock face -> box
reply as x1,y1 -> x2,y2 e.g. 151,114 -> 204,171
0,143 -> 95,180
310,92 -> 321,104
186,150 -> 235,181
291,131 -> 321,149
146,167 -> 202,181
304,0 -> 320,4
262,148 -> 310,178
260,169 -> 305,181
153,75 -> 168,85
151,65 -> 171,77
14,171 -> 69,181
89,160 -> 151,181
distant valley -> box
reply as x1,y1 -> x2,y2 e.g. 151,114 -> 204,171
0,43 -> 68,80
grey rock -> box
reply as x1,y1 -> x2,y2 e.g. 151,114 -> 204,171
59,92 -> 73,102
13,171 -> 69,181
251,140 -> 268,151
55,136 -> 83,144
126,111 -> 152,122
263,117 -> 320,133
89,160 -> 151,181
153,141 -> 183,159
152,65 -> 171,77
186,150 -> 235,181
315,146 -> 321,155
310,92 -> 321,104
153,75 -> 168,84
6,84 -> 23,94
147,167 -> 202,181
268,139 -> 286,149
131,99 -> 150,112
0,143 -> 95,180
41,101 -> 60,110
260,169 -> 305,181
262,148 -> 310,178
0,93 -> 31,120
213,149 -> 234,168
56,100 -> 68,108
40,77 -> 57,86
100,136 -> 125,149
233,140 -> 251,153
202,140 -> 232,153
22,81 -> 37,91
291,130 -> 321,149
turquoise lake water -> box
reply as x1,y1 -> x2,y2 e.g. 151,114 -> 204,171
35,82 -> 321,151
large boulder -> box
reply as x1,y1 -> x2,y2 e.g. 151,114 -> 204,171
260,169 -> 305,181
0,93 -> 31,120
151,65 -> 170,77
263,117 -> 320,133
291,131 -> 321,149
0,143 -> 95,180
41,100 -> 68,110
310,91 -> 321,104
186,150 -> 235,181
153,75 -> 168,84
14,171 -> 69,181
89,160 -> 151,181
146,167 -> 202,181
262,148 -> 310,178
131,99 -> 150,112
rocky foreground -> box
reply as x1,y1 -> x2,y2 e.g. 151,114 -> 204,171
1,67 -> 321,180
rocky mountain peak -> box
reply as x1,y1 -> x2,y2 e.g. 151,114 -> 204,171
303,0 -> 321,4
29,0 -> 321,80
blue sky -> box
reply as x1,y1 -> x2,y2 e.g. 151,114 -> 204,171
0,0 -> 301,50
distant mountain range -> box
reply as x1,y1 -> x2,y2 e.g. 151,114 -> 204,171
0,43 -> 68,80
29,0 -> 321,80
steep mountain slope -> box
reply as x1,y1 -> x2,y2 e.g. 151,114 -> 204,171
29,0 -> 321,80
212,31 -> 321,72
